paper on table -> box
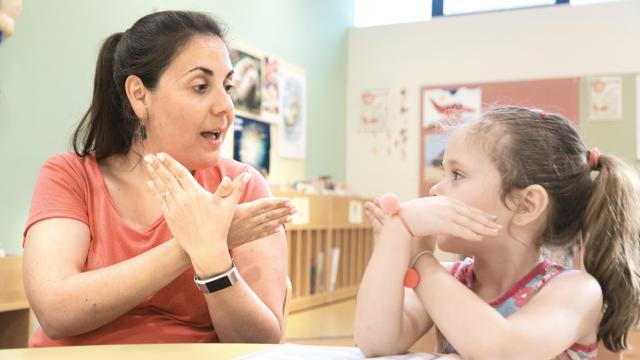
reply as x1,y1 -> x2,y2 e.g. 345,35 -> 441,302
235,344 -> 442,359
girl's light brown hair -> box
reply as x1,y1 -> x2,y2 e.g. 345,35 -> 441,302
469,106 -> 640,351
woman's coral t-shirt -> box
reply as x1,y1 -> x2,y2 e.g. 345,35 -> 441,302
23,153 -> 271,347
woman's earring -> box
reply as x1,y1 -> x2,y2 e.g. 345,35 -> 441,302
140,123 -> 147,140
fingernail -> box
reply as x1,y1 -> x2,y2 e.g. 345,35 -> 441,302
146,180 -> 154,189
146,164 -> 154,173
285,202 -> 294,208
285,216 -> 293,222
157,153 -> 166,161
222,176 -> 231,186
290,207 -> 297,214
242,172 -> 251,184
144,155 -> 153,164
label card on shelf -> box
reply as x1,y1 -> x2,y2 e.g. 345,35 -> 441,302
348,200 -> 363,224
291,197 -> 310,225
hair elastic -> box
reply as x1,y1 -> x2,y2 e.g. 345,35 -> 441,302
530,109 -> 546,119
588,147 -> 601,170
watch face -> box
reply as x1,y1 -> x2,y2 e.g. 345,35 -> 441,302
204,276 -> 233,293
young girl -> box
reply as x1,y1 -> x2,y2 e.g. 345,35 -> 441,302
355,107 -> 640,359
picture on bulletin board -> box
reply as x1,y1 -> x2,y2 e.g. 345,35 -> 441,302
587,76 -> 623,121
423,132 -> 449,190
261,56 -> 281,123
278,63 -> 306,160
419,78 -> 580,197
422,87 -> 482,132
229,46 -> 262,117
234,116 -> 271,176
359,88 -> 389,133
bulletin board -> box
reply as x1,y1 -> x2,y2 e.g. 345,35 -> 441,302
419,77 -> 580,197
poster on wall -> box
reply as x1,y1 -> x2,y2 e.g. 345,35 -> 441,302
422,87 -> 482,132
278,63 -> 306,160
636,75 -> 640,159
588,76 -> 623,121
233,116 -> 271,176
229,44 -> 263,117
359,88 -> 389,133
261,56 -> 281,124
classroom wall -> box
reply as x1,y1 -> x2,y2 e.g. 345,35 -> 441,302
0,0 -> 353,255
346,0 -> 640,201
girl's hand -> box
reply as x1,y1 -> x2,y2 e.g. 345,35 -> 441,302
144,153 -> 248,264
230,197 -> 296,249
364,199 -> 385,242
401,196 -> 501,241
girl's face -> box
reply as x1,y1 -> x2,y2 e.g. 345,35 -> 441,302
428,128 -> 514,254
145,35 -> 235,170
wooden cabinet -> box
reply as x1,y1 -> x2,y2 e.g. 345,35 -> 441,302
0,255 -> 32,349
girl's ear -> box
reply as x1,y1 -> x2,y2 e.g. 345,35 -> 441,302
125,75 -> 150,121
512,184 -> 549,227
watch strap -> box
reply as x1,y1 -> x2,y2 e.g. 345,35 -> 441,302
194,260 -> 240,293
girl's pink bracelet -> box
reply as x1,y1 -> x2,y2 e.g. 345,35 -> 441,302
378,193 -> 415,237
378,193 -> 422,288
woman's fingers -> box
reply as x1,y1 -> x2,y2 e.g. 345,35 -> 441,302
145,160 -> 174,204
214,176 -> 234,198
226,172 -> 251,203
156,153 -> 198,191
146,180 -> 169,212
144,155 -> 182,196
261,206 -> 295,225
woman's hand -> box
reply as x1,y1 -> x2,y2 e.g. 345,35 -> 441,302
144,153 -> 248,275
401,196 -> 501,241
230,197 -> 296,249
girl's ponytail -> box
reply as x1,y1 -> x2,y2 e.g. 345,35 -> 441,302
582,154 -> 640,351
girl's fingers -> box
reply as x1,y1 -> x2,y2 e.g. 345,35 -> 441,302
365,201 -> 386,222
452,213 -> 500,237
449,222 -> 483,241
451,203 -> 500,230
156,153 -> 197,192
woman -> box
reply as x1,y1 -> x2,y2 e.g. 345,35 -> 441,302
23,10 -> 293,346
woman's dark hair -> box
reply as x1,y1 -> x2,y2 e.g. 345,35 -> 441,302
468,107 -> 640,352
72,11 -> 225,161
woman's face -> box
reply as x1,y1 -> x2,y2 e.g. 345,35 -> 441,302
145,35 -> 235,170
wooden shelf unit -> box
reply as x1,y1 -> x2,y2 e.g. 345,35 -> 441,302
0,255 -> 33,349
274,192 -> 374,313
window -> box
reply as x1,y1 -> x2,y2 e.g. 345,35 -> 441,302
353,0 -> 624,27
353,0 -> 432,27
442,0 -> 556,16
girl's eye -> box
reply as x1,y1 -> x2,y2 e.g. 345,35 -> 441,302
224,84 -> 233,94
193,83 -> 209,93
451,170 -> 463,180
